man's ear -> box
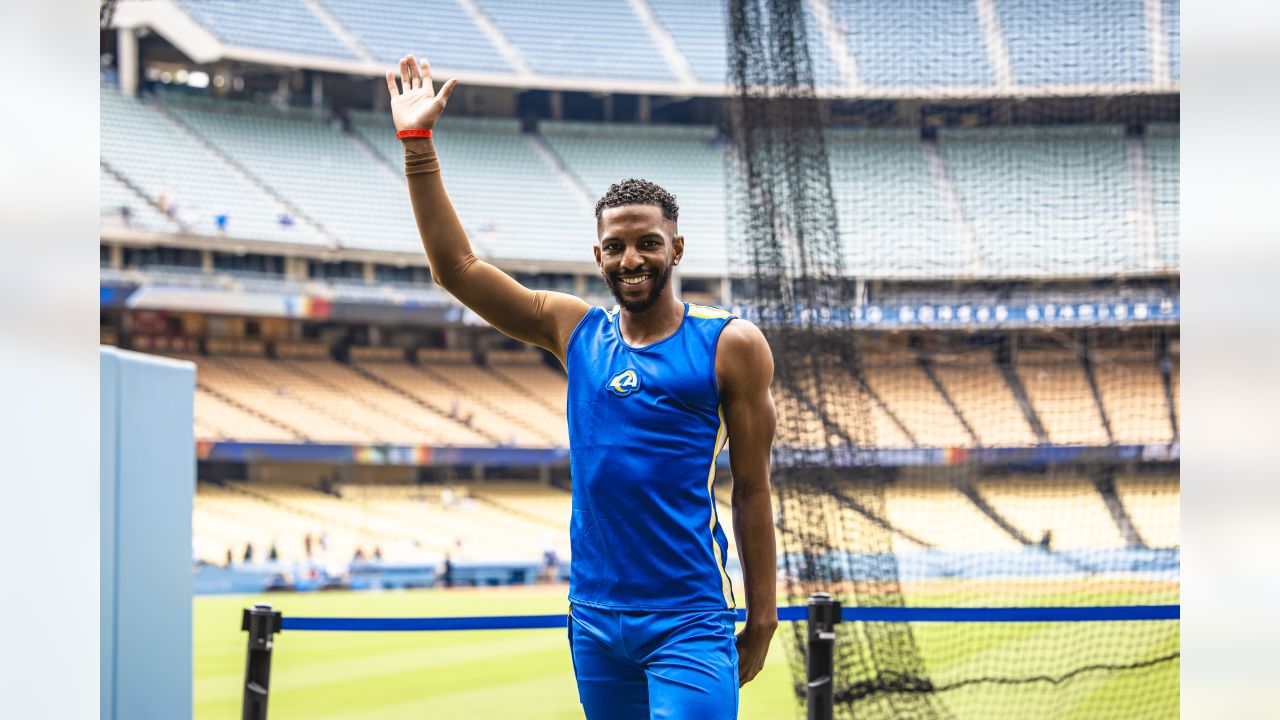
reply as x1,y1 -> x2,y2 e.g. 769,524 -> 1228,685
593,244 -> 603,272
672,235 -> 685,266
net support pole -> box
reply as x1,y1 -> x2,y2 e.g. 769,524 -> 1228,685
241,603 -> 283,720
806,592 -> 842,720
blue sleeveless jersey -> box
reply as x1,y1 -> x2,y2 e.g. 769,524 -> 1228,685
565,302 -> 737,611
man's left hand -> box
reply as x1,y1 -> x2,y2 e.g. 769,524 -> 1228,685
736,621 -> 777,687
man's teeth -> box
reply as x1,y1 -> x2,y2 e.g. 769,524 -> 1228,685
620,274 -> 650,285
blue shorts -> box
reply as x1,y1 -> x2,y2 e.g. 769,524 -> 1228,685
568,603 -> 740,720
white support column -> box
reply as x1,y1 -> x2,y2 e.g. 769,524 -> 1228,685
117,26 -> 139,97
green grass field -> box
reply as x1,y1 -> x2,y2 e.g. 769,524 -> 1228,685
195,585 -> 1177,719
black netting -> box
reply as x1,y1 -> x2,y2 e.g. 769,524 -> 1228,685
725,1 -> 1178,718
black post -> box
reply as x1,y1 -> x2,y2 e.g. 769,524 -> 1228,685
806,592 -> 842,720
241,603 -> 283,720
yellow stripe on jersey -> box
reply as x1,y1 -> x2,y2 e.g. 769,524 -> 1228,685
688,303 -> 732,320
706,406 -> 734,608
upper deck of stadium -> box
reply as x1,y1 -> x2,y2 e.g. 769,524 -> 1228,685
111,0 -> 1179,97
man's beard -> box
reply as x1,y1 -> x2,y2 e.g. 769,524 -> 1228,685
604,263 -> 673,313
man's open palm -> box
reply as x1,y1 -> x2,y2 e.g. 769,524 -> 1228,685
385,54 -> 457,132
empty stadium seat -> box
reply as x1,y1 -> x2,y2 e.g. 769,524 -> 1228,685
862,353 -> 972,448
994,0 -> 1151,85
317,0 -> 513,72
827,128 -> 967,277
475,0 -> 675,81
1016,348 -> 1109,445
164,97 -> 419,253
176,0 -> 359,60
101,85 -> 327,245
1114,475 -> 1179,548
932,355 -> 1038,447
541,121 -> 728,273
100,166 -> 178,234
833,0 -> 994,87
939,126 -> 1144,277
975,476 -> 1126,549
349,111 -> 587,261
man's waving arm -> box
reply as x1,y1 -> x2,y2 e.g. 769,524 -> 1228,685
716,319 -> 778,687
387,55 -> 589,362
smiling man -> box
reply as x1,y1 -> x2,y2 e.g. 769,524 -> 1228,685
387,55 -> 778,719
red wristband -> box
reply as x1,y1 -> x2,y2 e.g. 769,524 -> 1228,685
396,128 -> 433,139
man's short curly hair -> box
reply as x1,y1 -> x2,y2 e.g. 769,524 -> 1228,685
594,178 -> 679,224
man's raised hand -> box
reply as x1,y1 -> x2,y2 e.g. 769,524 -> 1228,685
385,54 -> 457,132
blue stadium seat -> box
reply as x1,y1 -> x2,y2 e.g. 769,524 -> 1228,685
646,0 -> 728,84
165,98 -> 419,253
832,0 -> 994,87
939,125 -> 1144,276
349,111 -> 588,261
541,121 -> 728,273
175,0 -> 359,60
994,0 -> 1151,85
317,0 -> 514,73
100,85 -> 327,245
475,0 -> 675,81
826,128 -> 968,277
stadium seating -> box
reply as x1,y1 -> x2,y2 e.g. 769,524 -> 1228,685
153,0 -> 1178,91
348,111 -> 588,261
1164,0 -> 1180,81
540,121 -> 728,273
101,85 -> 1178,279
827,128 -> 967,277
101,85 -> 326,245
316,0 -> 513,72
975,476 -> 1126,549
645,0 -> 728,84
931,354 -> 1039,447
475,0 -> 675,82
1146,124 -> 1180,269
358,350 -> 566,447
175,0 -> 358,60
939,125 -> 1144,277
1091,348 -> 1175,445
993,0 -> 1151,85
832,0 -> 994,87
163,97 -> 421,253
884,479 -> 1023,550
100,166 -> 178,234
1113,474 -> 1179,548
195,479 -> 574,567
167,337 -> 1177,451
862,353 -> 973,448
1015,348 -> 1109,445
191,385 -> 300,443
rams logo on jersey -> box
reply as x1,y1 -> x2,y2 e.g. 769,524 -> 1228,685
608,369 -> 641,397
